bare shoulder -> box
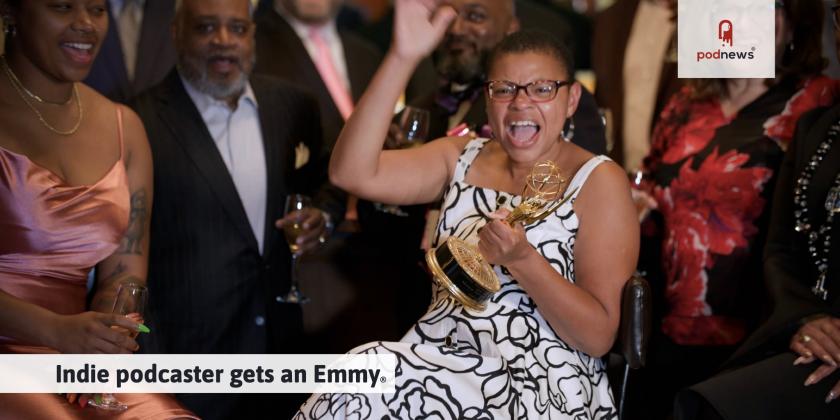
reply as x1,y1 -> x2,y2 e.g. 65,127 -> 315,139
425,134 -> 473,173
77,84 -> 151,170
432,135 -> 472,158
572,158 -> 634,220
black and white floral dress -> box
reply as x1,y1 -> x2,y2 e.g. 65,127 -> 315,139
297,138 -> 617,419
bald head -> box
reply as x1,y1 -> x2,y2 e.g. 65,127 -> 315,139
432,0 -> 520,85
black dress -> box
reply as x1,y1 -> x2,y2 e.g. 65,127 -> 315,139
674,103 -> 840,420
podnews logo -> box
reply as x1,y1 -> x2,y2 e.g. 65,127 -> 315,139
696,19 -> 756,62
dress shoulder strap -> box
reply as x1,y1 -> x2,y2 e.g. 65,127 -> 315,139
566,155 -> 611,200
115,105 -> 125,160
452,137 -> 491,183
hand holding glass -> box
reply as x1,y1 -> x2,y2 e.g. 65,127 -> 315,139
87,283 -> 148,412
279,194 -> 311,304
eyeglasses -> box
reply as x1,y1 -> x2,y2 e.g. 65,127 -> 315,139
833,5 -> 840,30
485,80 -> 572,103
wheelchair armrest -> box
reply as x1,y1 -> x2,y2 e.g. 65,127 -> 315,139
618,274 -> 652,369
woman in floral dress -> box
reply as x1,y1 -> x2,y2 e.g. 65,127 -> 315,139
633,0 -> 840,417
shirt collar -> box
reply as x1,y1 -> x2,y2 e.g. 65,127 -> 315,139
277,7 -> 339,43
179,72 -> 258,114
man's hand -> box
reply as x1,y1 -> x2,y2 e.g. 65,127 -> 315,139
275,208 -> 327,255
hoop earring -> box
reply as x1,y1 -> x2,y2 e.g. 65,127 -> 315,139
562,117 -> 575,142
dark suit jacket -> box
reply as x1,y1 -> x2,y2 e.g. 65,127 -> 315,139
726,104 -> 840,367
132,71 -> 325,357
592,0 -> 680,165
253,9 -> 382,153
412,85 -> 608,155
85,0 -> 176,103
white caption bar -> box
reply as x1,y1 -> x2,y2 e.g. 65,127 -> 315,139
0,354 -> 396,393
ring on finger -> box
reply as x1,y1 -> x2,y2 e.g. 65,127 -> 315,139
801,334 -> 813,344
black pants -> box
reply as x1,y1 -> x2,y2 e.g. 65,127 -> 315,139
631,332 -> 736,420
675,352 -> 840,420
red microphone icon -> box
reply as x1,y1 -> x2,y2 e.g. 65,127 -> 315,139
719,20 -> 733,47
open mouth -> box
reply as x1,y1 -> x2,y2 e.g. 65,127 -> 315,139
208,56 -> 240,74
60,42 -> 94,64
506,120 -> 541,146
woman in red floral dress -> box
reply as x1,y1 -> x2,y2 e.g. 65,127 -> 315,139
633,1 -> 840,418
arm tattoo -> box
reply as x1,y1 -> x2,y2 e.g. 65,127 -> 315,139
118,189 -> 147,254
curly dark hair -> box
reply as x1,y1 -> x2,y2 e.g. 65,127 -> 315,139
689,0 -> 826,99
488,30 -> 576,80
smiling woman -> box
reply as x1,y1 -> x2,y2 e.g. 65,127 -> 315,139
296,0 -> 638,418
0,0 -> 195,418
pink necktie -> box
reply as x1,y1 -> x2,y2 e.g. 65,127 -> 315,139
308,27 -> 354,121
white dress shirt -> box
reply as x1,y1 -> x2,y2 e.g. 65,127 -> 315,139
181,76 -> 268,254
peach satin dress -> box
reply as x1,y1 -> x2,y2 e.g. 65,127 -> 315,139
0,106 -> 198,419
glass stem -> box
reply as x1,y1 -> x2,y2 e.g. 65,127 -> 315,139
290,253 -> 299,290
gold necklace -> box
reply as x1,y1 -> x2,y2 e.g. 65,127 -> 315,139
2,57 -> 73,105
1,57 -> 83,136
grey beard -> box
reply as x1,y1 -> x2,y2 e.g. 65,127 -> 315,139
432,49 -> 486,85
178,52 -> 255,101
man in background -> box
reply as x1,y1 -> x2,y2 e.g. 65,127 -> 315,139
86,0 -> 177,102
414,0 -> 607,153
254,0 -> 381,154
132,0 -> 331,417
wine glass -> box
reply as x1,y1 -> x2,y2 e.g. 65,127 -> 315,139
278,194 -> 311,304
397,106 -> 430,148
87,283 -> 148,412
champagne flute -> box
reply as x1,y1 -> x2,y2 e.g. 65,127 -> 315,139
278,194 -> 311,304
87,283 -> 148,412
397,106 -> 430,148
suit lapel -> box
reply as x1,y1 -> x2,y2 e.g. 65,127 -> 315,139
254,78 -> 287,260
155,71 -> 260,252
341,33 -> 366,102
271,14 -> 342,115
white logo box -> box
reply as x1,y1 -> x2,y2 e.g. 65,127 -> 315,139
678,0 -> 775,78
0,354 -> 397,393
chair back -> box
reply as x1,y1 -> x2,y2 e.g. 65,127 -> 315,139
612,273 -> 652,419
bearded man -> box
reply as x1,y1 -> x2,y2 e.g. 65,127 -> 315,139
131,0 -> 334,417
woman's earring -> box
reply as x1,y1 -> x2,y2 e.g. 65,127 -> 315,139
788,41 -> 795,51
562,117 -> 575,142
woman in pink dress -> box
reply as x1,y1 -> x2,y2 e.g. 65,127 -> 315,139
0,1 -> 195,418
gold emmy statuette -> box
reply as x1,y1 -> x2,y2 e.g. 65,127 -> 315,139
426,161 -> 576,310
